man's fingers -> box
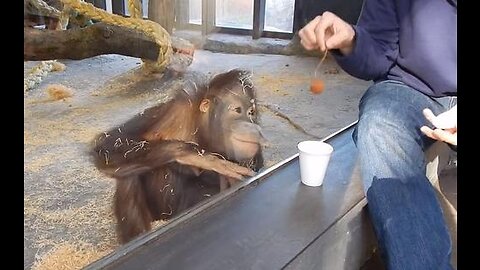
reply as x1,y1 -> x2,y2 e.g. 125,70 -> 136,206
422,109 -> 436,124
299,12 -> 353,52
420,126 -> 435,139
432,129 -> 457,146
299,16 -> 321,50
300,38 -> 318,50
422,108 -> 456,129
325,28 -> 347,50
422,108 -> 446,129
314,14 -> 335,52
421,126 -> 457,146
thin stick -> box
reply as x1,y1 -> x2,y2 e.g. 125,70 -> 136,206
314,50 -> 328,78
320,49 -> 328,64
259,102 -> 323,140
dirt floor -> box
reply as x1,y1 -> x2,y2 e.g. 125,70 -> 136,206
24,50 -> 371,269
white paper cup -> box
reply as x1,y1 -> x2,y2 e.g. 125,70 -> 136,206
298,141 -> 334,187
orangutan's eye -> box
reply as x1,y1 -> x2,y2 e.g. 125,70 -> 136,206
228,104 -> 242,114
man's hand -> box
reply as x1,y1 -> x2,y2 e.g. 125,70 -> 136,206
298,11 -> 356,55
420,105 -> 457,146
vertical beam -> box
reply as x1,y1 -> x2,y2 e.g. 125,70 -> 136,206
252,0 -> 266,39
105,0 -> 113,13
148,0 -> 175,34
201,0 -> 208,35
201,0 -> 215,35
142,0 -> 148,18
175,0 -> 189,28
112,0 -> 126,15
201,0 -> 207,35
292,0 -> 303,33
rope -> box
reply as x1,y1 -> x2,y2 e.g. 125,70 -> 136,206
58,5 -> 71,30
127,0 -> 142,19
27,0 -> 61,18
60,0 -> 172,73
24,60 -> 57,93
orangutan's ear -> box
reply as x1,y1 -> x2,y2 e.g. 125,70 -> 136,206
199,99 -> 210,113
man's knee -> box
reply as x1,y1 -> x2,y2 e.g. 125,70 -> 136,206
356,111 -> 399,148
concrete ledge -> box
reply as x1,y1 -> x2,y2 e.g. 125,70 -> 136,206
173,30 -> 322,57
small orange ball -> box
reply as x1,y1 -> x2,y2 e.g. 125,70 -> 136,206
310,79 -> 325,94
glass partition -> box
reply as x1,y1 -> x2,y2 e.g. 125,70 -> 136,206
24,0 -> 368,268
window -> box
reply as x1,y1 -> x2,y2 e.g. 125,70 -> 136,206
215,0 -> 254,30
182,0 -> 296,39
264,0 -> 295,33
189,0 -> 202,24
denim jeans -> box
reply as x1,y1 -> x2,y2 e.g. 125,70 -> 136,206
353,80 -> 456,270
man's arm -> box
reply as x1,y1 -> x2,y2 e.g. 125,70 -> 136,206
333,0 -> 399,80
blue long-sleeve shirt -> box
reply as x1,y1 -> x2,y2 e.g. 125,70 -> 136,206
333,0 -> 457,97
